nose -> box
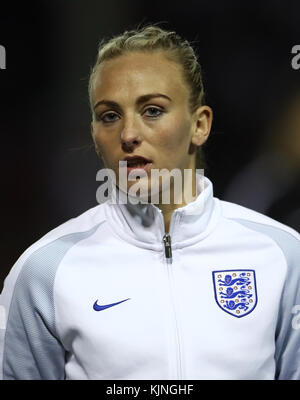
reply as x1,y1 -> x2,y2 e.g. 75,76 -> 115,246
120,115 -> 142,152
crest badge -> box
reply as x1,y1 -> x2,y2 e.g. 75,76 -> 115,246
212,269 -> 257,318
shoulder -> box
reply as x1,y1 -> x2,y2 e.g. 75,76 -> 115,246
2,203 -> 108,292
40,202 -> 107,243
23,202 -> 107,260
219,199 -> 300,240
218,199 -> 300,270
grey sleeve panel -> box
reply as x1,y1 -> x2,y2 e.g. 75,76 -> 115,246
1,223 -> 101,380
230,218 -> 300,380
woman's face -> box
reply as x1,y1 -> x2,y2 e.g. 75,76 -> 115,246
90,50 -> 211,197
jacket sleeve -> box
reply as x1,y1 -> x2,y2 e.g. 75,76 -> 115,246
0,247 -> 66,380
274,230 -> 300,380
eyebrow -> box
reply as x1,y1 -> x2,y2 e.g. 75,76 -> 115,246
93,93 -> 172,111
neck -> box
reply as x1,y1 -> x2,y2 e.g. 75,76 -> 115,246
156,167 -> 198,234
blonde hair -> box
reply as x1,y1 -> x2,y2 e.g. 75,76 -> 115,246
88,24 -> 207,168
88,24 -> 205,113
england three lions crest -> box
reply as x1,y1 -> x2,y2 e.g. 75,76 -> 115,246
212,270 -> 258,318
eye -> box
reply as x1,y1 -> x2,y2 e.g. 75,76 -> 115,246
144,107 -> 164,118
99,112 -> 120,123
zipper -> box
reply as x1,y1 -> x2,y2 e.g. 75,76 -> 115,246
161,217 -> 183,379
163,233 -> 172,264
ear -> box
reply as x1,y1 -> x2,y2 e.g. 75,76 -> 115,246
191,105 -> 213,147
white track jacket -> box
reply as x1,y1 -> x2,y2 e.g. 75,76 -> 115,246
0,175 -> 300,380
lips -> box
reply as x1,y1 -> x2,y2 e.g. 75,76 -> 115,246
123,155 -> 152,167
121,155 -> 153,174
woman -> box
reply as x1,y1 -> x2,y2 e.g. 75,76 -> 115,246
0,25 -> 299,380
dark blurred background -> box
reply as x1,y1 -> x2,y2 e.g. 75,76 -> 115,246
1,0 -> 300,288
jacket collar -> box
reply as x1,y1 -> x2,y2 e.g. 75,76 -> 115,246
105,173 -> 219,250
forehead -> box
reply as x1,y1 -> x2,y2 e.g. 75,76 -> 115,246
91,51 -> 189,103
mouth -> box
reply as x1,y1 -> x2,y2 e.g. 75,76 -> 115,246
121,156 -> 153,173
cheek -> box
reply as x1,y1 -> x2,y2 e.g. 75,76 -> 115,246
92,130 -> 118,166
155,117 -> 191,152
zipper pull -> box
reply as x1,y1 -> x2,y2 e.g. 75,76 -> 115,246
163,233 -> 172,264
